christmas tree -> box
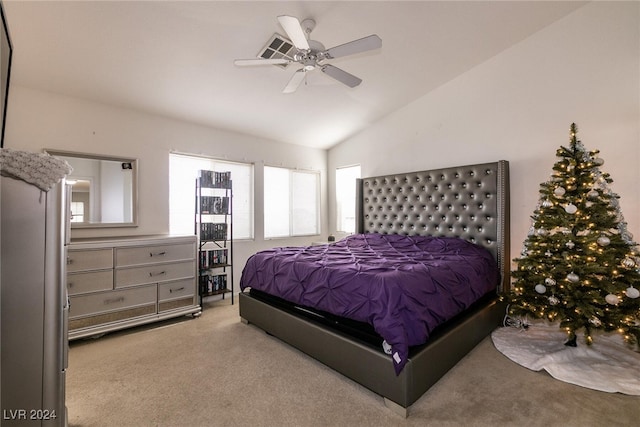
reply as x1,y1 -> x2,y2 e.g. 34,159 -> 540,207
508,123 -> 640,347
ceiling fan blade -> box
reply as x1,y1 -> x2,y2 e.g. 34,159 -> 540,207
283,69 -> 306,94
234,58 -> 291,66
324,35 -> 382,59
277,15 -> 310,51
321,64 -> 362,88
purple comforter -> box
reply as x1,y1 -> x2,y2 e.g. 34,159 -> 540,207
240,233 -> 498,374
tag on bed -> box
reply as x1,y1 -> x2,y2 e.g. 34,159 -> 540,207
393,352 -> 402,364
382,340 -> 392,355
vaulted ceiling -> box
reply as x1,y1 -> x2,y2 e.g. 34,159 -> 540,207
3,1 -> 585,149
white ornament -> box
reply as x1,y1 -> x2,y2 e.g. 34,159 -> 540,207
597,236 -> 611,246
548,296 -> 560,305
535,284 -> 547,294
587,189 -> 599,199
594,157 -> 605,166
542,200 -> 553,208
589,316 -> 602,327
554,187 -> 566,197
537,228 -> 548,236
622,257 -> 636,269
567,272 -> 579,283
625,287 -> 640,299
566,241 -> 575,249
605,294 -> 620,305
565,204 -> 578,214
545,278 -> 556,286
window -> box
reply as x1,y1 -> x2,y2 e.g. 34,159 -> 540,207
70,201 -> 85,223
169,153 -> 253,239
336,165 -> 360,233
264,166 -> 319,238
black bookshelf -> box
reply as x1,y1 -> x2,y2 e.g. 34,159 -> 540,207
195,170 -> 233,305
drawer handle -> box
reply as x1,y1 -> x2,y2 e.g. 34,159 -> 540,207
67,257 -> 73,265
150,251 -> 167,257
104,296 -> 125,305
68,282 -> 74,288
149,271 -> 167,277
169,287 -> 185,293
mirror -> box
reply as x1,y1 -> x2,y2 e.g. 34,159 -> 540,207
46,150 -> 138,228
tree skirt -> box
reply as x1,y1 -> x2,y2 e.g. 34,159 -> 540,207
491,321 -> 640,395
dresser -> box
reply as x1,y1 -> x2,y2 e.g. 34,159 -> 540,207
1,176 -> 68,426
67,235 -> 201,340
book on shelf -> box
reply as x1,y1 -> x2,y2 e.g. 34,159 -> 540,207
199,249 -> 228,269
199,170 -> 231,189
199,196 -> 229,214
199,274 -> 228,293
199,223 -> 227,241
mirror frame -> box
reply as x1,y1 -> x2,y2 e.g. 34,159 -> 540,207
46,150 -> 139,228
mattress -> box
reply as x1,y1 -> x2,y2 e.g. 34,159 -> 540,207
240,233 -> 499,374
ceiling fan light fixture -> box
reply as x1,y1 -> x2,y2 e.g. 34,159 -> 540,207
300,18 -> 316,36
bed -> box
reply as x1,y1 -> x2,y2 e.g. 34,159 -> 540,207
239,160 -> 510,416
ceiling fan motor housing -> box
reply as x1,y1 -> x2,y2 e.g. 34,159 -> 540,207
294,40 -> 326,70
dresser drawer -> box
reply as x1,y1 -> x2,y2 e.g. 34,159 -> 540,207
67,269 -> 113,295
67,248 -> 113,272
158,278 -> 195,302
115,242 -> 195,267
115,260 -> 196,288
69,284 -> 156,318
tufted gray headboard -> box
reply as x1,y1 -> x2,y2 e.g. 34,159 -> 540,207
356,161 -> 510,292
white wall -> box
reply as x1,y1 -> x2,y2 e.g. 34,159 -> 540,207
5,2 -> 639,292
4,85 -> 328,290
329,1 -> 640,271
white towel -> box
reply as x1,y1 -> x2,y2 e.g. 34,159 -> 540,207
0,148 -> 72,191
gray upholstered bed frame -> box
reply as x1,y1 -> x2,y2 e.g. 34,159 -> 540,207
239,160 -> 510,417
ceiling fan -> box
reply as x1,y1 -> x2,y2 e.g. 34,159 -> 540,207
234,15 -> 382,94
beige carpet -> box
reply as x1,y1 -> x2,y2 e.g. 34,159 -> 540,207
67,299 -> 640,427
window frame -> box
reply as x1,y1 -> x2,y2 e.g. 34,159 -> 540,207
335,164 -> 361,234
264,165 -> 321,239
169,153 -> 254,240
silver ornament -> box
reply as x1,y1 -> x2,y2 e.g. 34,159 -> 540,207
625,287 -> 640,299
534,284 -> 547,294
589,316 -> 602,327
548,296 -> 559,305
554,187 -> 566,197
545,278 -> 556,286
566,241 -> 575,249
565,204 -> 578,214
542,200 -> 553,208
587,189 -> 599,199
622,257 -> 636,269
566,272 -> 579,283
597,236 -> 611,246
605,294 -> 620,305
